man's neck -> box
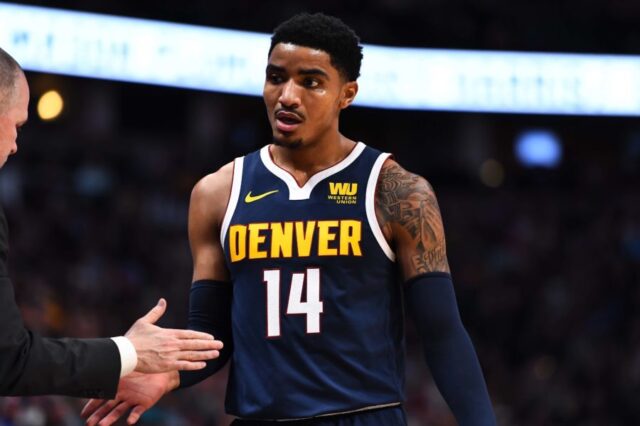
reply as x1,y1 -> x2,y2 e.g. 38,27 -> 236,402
269,134 -> 356,187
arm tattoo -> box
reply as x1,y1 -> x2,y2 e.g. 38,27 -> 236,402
375,162 -> 450,275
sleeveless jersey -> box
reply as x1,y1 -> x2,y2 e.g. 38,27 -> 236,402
220,142 -> 404,420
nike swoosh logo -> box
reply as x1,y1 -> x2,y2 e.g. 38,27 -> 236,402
244,190 -> 279,203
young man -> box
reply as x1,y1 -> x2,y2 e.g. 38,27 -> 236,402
82,13 -> 496,425
0,47 -> 224,398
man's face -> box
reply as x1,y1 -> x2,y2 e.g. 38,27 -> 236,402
0,72 -> 28,167
263,43 -> 357,149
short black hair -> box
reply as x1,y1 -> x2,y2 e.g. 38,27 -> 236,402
269,13 -> 363,82
0,47 -> 21,113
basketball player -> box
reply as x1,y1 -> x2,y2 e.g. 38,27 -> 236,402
82,13 -> 496,425
0,47 -> 224,398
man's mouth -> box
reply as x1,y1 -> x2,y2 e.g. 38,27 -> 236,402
275,110 -> 303,133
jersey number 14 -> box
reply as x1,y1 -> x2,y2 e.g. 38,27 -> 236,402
263,268 -> 323,337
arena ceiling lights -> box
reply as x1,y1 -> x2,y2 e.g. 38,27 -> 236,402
1,2 -> 639,116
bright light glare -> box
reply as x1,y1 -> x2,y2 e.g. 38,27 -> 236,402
515,130 -> 562,168
37,90 -> 64,121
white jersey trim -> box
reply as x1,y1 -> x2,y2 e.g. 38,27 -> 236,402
366,153 -> 396,262
260,142 -> 366,200
220,156 -> 244,249
236,402 -> 402,422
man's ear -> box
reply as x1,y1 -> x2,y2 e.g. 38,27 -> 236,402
339,81 -> 358,110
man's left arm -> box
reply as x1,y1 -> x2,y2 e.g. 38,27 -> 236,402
375,159 -> 496,426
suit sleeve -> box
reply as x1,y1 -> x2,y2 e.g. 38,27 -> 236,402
0,209 -> 121,398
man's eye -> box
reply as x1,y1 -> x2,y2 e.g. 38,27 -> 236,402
268,74 -> 284,84
304,78 -> 319,88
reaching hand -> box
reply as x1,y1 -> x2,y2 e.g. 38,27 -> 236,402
81,371 -> 176,426
125,298 -> 223,373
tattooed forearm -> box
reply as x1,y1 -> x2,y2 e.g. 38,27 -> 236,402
375,161 -> 450,276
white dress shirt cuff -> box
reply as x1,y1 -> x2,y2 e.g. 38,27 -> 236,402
111,336 -> 138,377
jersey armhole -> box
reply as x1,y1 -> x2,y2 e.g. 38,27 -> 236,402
220,156 -> 244,250
365,153 -> 396,262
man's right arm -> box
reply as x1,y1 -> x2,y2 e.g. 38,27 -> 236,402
188,162 -> 234,284
0,205 -> 223,398
0,281 -> 223,398
0,208 -> 120,398
82,163 -> 235,426
178,162 -> 235,388
108,162 -> 236,393
0,275 -> 121,398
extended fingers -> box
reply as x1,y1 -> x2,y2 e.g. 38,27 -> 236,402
97,400 -> 133,426
178,349 -> 220,361
172,329 -> 219,342
85,400 -> 118,426
172,359 -> 218,371
173,336 -> 224,351
81,399 -> 105,419
127,404 -> 148,425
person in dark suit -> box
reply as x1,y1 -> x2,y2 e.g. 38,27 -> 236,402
0,47 -> 224,399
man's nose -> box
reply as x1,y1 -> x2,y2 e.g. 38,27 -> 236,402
278,80 -> 301,108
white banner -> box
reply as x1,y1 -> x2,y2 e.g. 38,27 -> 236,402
1,2 -> 639,115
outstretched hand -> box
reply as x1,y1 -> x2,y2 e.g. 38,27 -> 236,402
82,371 -> 176,426
126,298 -> 223,373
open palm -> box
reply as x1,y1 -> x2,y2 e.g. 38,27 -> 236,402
82,371 -> 175,425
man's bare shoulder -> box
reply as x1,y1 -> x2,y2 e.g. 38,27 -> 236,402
375,158 -> 437,225
191,162 -> 233,199
378,158 -> 432,195
375,158 -> 450,277
190,161 -> 235,224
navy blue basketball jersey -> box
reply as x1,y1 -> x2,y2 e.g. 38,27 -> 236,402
220,142 -> 405,420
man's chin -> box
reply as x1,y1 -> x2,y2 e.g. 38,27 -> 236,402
273,136 -> 303,149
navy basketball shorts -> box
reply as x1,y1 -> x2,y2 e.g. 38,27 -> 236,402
230,406 -> 407,426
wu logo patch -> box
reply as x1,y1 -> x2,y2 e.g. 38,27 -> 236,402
328,182 -> 358,205
329,182 -> 358,196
